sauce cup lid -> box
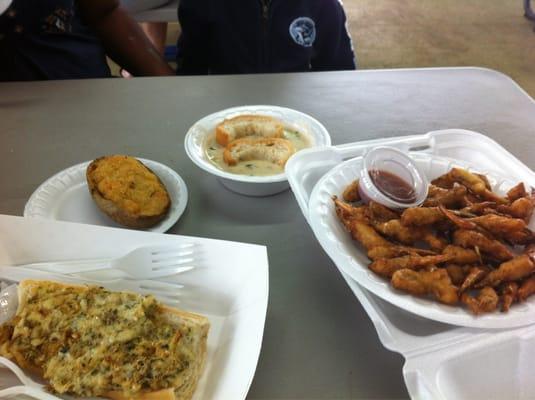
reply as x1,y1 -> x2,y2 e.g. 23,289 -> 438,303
358,146 -> 428,209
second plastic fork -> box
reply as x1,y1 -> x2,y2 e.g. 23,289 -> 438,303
17,244 -> 196,279
0,356 -> 62,400
0,385 -> 63,400
0,267 -> 184,306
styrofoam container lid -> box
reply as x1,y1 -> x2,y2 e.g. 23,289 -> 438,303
287,128 -> 535,399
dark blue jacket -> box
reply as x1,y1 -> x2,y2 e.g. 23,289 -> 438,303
176,0 -> 356,75
0,0 -> 110,81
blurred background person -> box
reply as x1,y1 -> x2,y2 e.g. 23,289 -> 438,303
121,0 -> 169,78
0,0 -> 173,81
175,0 -> 356,75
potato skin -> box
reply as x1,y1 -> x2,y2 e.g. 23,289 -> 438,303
86,156 -> 171,229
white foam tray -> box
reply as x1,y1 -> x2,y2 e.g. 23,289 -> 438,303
0,215 -> 269,400
286,129 -> 535,399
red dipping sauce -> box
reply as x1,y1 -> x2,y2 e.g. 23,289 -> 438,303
359,146 -> 428,209
369,169 -> 417,204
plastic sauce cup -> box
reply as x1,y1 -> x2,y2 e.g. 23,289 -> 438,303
358,146 -> 428,209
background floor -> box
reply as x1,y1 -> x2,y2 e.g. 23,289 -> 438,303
129,0 -> 535,97
345,0 -> 535,96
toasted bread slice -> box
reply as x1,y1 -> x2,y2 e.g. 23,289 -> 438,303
215,115 -> 284,146
223,137 -> 295,167
0,280 -> 209,400
86,155 -> 171,229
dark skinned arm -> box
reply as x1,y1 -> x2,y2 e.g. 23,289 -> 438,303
78,0 -> 174,76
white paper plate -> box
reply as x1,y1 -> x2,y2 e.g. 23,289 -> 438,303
24,159 -> 187,233
308,151 -> 535,329
0,0 -> 12,15
0,215 -> 269,400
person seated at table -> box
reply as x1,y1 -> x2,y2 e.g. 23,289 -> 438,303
0,0 -> 174,81
119,0 -> 170,78
175,0 -> 356,75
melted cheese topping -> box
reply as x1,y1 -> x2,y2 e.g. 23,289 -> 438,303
90,156 -> 170,216
0,283 -> 195,397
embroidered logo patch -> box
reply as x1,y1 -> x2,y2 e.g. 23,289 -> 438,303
289,17 -> 316,47
42,7 -> 73,34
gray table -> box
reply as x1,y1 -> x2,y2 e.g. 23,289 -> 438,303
1,67 -> 535,399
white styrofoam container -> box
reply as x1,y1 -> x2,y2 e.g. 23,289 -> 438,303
286,129 -> 535,399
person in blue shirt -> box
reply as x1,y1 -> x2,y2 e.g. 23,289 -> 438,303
0,0 -> 173,81
176,0 -> 356,75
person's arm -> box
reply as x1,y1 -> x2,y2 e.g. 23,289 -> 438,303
311,0 -> 356,71
175,0 -> 211,75
78,0 -> 174,76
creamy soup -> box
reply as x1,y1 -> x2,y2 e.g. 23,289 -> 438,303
205,127 -> 311,176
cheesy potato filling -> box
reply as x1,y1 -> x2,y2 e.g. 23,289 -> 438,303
0,284 -> 195,397
91,156 -> 169,216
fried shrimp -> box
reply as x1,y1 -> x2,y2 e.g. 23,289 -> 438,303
401,207 -> 446,226
422,231 -> 449,251
497,197 -> 534,222
460,201 -> 497,215
368,201 -> 400,222
334,168 -> 535,315
442,245 -> 481,265
333,197 -> 391,250
431,173 -> 456,189
453,229 -> 513,262
440,206 -> 527,237
507,182 -> 528,202
470,214 -> 526,236
346,217 -> 391,250
461,287 -> 499,314
518,276 -> 535,301
372,219 -> 425,245
343,180 -> 360,202
445,264 -> 469,286
333,196 -> 367,223
367,246 -> 436,261
391,268 -> 458,305
423,184 -> 467,208
460,266 -> 490,292
500,282 -> 519,312
504,229 -> 535,246
449,168 -> 508,204
475,173 -> 492,191
476,255 -> 535,288
369,254 -> 451,278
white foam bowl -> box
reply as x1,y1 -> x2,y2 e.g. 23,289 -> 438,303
184,105 -> 331,196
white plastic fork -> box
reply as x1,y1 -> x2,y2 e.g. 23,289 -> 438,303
0,356 -> 62,400
0,386 -> 63,399
16,244 -> 196,279
0,267 -> 183,311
